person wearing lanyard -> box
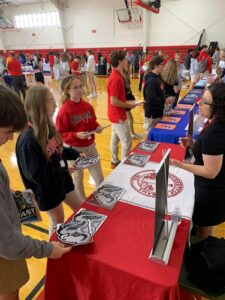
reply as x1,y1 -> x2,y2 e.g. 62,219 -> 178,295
0,85 -> 72,300
56,75 -> 104,200
171,82 -> 225,239
16,85 -> 83,236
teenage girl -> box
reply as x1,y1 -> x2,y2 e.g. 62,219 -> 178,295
56,75 -> 104,200
16,85 -> 83,235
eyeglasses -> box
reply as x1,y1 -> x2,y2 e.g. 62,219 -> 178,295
200,98 -> 212,106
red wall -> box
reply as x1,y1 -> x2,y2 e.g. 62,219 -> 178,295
5,45 -> 196,60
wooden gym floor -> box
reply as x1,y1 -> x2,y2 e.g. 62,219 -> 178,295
0,76 -> 224,299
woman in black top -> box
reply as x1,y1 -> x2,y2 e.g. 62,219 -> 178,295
16,85 -> 83,235
171,82 -> 225,239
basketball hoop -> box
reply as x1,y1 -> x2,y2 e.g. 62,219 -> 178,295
135,0 -> 160,14
116,2 -> 143,24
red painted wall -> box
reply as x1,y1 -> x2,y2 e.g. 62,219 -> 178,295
5,45 -> 196,60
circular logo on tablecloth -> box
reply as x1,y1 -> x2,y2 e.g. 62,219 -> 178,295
130,170 -> 183,198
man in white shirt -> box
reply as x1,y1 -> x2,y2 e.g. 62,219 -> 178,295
86,49 -> 97,98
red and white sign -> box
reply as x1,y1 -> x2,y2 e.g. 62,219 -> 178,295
105,161 -> 194,219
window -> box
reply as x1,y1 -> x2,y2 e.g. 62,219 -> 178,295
14,11 -> 60,28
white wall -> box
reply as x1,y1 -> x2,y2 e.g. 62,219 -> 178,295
147,0 -> 225,47
2,1 -> 64,50
2,0 -> 225,50
64,0 -> 143,48
0,33 -> 4,50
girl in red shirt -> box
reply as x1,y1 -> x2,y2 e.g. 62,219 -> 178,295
56,75 -> 104,200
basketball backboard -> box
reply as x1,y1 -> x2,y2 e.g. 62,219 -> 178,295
116,5 -> 142,24
136,0 -> 160,14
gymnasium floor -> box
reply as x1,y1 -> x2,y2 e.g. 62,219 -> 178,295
1,76 -> 224,299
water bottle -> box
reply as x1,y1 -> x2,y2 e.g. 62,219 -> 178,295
172,206 -> 181,225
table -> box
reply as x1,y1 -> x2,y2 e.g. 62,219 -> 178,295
98,63 -> 106,75
45,203 -> 190,300
44,143 -> 193,300
194,78 -> 206,89
3,71 -> 44,88
148,89 -> 205,144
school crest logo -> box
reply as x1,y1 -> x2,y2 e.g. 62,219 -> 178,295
130,170 -> 183,198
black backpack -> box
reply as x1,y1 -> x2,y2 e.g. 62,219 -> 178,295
198,58 -> 208,73
184,236 -> 225,296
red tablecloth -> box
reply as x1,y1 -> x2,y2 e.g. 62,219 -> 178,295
44,143 -> 189,300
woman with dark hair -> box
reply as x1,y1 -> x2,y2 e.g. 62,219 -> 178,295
171,82 -> 225,239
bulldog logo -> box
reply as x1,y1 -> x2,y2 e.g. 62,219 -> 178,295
130,170 -> 183,198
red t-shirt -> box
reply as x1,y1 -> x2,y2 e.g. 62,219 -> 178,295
7,58 -> 22,76
71,60 -> 80,75
56,99 -> 99,147
106,55 -> 110,64
49,55 -> 54,67
198,50 -> 207,62
199,53 -> 213,73
206,55 -> 213,73
146,55 -> 151,62
107,69 -> 127,123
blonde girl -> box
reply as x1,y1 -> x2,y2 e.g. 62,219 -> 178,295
16,85 -> 83,235
56,75 -> 104,200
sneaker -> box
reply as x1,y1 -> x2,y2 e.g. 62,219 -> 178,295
93,93 -> 97,97
131,133 -> 143,139
110,161 -> 121,169
87,93 -> 95,98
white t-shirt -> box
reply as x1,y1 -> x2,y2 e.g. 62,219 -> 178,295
87,55 -> 96,73
219,60 -> 225,69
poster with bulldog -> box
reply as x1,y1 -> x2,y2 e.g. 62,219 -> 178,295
57,209 -> 107,246
87,184 -> 125,210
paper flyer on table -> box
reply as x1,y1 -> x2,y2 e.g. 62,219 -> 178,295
57,209 -> 107,246
155,123 -> 177,130
171,109 -> 186,116
87,184 -> 125,210
124,152 -> 150,167
161,116 -> 181,124
136,140 -> 159,152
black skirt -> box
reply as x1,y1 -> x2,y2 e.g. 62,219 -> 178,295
193,187 -> 225,226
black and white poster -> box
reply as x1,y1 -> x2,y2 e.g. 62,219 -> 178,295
73,154 -> 100,169
137,140 -> 159,153
57,209 -> 107,246
87,184 -> 125,210
124,153 -> 150,167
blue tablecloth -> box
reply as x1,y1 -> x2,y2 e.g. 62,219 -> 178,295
2,75 -> 12,87
148,88 -> 204,144
148,109 -> 191,144
179,89 -> 204,105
